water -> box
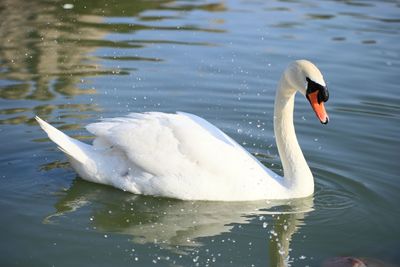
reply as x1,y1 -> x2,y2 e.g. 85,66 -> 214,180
0,0 -> 399,266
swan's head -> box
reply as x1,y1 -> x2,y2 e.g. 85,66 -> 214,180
285,60 -> 330,124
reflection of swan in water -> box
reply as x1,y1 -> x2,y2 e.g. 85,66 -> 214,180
268,207 -> 307,267
46,179 -> 313,266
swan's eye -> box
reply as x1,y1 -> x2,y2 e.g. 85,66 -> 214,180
306,77 -> 329,103
318,86 -> 329,103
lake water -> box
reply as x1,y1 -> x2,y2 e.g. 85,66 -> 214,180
0,0 -> 399,266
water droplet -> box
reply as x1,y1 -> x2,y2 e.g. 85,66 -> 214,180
62,3 -> 74,9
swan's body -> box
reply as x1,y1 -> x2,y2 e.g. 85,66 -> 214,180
36,60 -> 329,201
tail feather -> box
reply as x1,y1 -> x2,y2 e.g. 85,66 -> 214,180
35,116 -> 91,163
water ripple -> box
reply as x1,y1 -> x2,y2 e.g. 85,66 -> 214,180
314,189 -> 355,210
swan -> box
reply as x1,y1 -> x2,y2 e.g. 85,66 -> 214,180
36,60 -> 329,201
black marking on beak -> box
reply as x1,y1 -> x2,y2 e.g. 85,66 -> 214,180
306,77 -> 329,103
321,117 -> 329,124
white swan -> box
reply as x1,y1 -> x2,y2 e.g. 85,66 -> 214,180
36,60 -> 329,201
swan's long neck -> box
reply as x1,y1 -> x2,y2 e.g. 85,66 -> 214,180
273,76 -> 313,196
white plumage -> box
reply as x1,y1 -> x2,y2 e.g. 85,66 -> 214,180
37,112 -> 283,200
36,60 -> 329,201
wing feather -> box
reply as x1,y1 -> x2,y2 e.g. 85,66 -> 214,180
86,112 -> 274,187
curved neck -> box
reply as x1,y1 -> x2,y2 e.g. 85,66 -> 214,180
273,77 -> 313,196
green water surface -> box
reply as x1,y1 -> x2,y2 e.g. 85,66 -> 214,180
0,0 -> 399,266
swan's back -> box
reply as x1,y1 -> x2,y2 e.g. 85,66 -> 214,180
86,112 -> 284,200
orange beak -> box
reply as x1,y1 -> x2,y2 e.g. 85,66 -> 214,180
307,91 -> 329,124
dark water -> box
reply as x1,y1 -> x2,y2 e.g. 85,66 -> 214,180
0,0 -> 399,266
